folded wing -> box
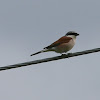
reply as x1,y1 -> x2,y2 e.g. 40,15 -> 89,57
44,36 -> 72,49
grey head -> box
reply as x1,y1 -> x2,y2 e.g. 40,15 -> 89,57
65,31 -> 79,36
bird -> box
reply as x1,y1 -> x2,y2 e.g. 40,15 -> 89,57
30,31 -> 79,56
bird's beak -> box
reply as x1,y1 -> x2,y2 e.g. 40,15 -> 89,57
76,33 -> 79,36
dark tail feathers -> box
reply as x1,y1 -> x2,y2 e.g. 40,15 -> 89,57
30,49 -> 47,56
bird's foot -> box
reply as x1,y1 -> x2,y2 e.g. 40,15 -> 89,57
61,53 -> 72,58
67,53 -> 73,56
61,53 -> 67,56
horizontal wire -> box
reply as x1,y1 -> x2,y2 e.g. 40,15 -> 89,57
0,48 -> 100,71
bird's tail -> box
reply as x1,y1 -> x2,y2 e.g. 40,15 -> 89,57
30,49 -> 48,56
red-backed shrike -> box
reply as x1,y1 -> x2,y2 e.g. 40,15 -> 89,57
30,31 -> 79,56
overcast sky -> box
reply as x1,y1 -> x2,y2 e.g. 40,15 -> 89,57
0,0 -> 100,100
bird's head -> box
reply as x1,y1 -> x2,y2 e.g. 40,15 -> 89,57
65,31 -> 79,37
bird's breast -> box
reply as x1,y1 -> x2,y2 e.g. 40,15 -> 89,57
54,39 -> 75,53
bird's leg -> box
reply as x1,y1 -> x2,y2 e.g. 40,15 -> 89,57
61,53 -> 67,56
61,52 -> 73,58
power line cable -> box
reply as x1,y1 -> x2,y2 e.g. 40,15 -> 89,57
0,48 -> 100,71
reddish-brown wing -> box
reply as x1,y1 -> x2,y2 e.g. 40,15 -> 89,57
44,36 -> 72,49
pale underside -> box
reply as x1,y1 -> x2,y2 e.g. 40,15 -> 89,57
47,39 -> 75,53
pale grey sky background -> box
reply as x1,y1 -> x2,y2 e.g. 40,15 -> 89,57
0,0 -> 100,100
